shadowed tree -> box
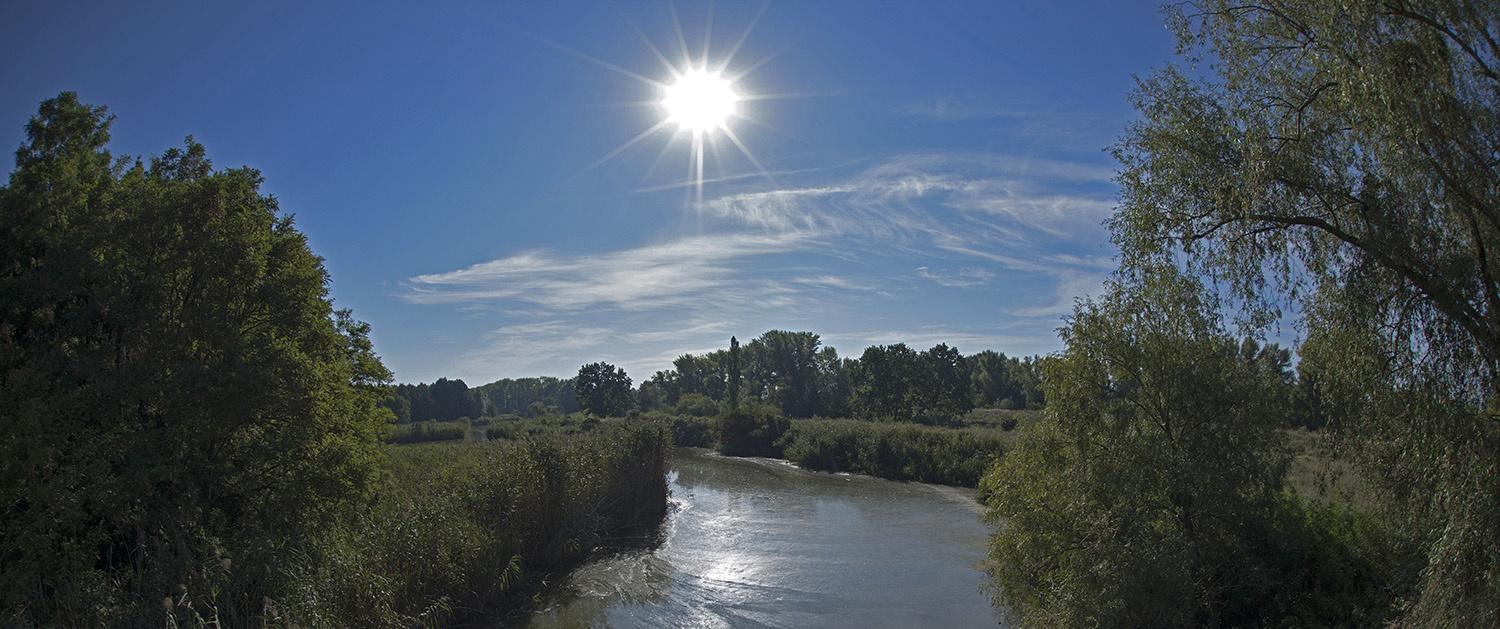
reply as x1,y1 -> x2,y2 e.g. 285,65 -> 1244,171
982,269 -> 1291,627
1112,2 -> 1500,621
0,93 -> 392,624
576,361 -> 634,418
728,335 -> 742,411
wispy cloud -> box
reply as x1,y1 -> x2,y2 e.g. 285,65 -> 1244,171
404,232 -> 811,310
915,266 -> 994,287
404,152 -> 1119,379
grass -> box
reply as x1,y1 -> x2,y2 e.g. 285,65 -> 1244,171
482,409 -> 1012,488
1283,428 -> 1380,512
270,420 -> 671,628
387,419 -> 470,444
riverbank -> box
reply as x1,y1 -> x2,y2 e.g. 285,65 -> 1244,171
519,447 -> 1000,627
268,421 -> 671,627
486,408 -> 1018,488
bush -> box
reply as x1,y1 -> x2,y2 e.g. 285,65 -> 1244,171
673,393 -> 720,417
653,412 -> 716,447
717,405 -> 789,457
779,419 -> 1004,486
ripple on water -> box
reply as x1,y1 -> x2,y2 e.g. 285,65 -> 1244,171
517,448 -> 1002,628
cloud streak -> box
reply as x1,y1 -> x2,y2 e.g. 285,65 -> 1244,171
403,152 -> 1120,379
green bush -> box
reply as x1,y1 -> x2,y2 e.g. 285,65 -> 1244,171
779,419 -> 1004,487
717,405 -> 790,457
673,392 -> 721,417
656,412 -> 716,447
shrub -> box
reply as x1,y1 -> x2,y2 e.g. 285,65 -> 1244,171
717,405 -> 789,457
673,393 -> 720,417
779,419 -> 1004,486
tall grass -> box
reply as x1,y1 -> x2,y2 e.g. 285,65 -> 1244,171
270,421 -> 670,627
387,418 -> 470,444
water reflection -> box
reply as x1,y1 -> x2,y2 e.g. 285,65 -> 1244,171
517,448 -> 1001,627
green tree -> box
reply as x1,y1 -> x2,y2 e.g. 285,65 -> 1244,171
382,392 -> 413,423
576,361 -> 634,417
0,93 -> 391,623
853,343 -> 922,421
982,269 -> 1291,627
919,343 -> 973,422
745,330 -> 825,417
727,335 -> 742,411
1112,2 -> 1499,620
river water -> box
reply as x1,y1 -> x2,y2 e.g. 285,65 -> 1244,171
516,447 -> 1002,627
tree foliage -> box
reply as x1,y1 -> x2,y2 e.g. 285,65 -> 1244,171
0,93 -> 391,624
576,361 -> 634,417
1112,2 -> 1500,622
968,350 -> 1046,410
475,375 -> 578,416
982,270 -> 1294,626
853,343 -> 975,423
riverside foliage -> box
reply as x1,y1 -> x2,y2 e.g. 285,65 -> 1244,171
1100,1 -> 1499,624
274,422 -> 670,628
0,93 -> 392,625
0,94 -> 674,627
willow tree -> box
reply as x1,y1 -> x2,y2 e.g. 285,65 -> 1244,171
983,270 -> 1292,627
0,93 -> 392,624
1112,2 -> 1499,622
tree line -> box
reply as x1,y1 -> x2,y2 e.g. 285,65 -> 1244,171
633,332 -> 1049,422
383,331 -> 1051,425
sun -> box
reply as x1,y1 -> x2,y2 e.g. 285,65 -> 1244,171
662,68 -> 740,134
544,5 -> 782,211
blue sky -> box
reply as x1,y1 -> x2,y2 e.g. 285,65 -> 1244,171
2,1 -> 1178,384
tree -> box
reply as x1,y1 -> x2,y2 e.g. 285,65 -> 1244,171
576,362 -> 634,417
745,330 -> 826,417
382,392 -> 413,423
982,269 -> 1292,626
1112,2 -> 1499,620
727,335 -> 742,411
853,343 -> 922,421
429,377 -> 483,421
0,93 -> 391,623
919,343 -> 974,422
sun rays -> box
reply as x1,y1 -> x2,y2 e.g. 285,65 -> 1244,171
550,3 -> 781,212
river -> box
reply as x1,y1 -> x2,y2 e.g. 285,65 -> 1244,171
515,447 -> 1003,627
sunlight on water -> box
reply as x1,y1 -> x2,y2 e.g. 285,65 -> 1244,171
515,448 -> 1002,628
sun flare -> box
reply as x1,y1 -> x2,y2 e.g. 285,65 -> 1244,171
662,68 -> 740,134
555,5 -> 783,210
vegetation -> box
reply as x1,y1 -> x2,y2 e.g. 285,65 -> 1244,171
274,422 -> 670,628
0,93 -> 393,626
575,361 -> 635,418
781,418 -> 1004,487
716,403 -> 791,458
985,1 -> 1498,625
635,330 -> 1045,423
851,343 -> 975,423
0,94 -> 674,627
476,375 -> 579,416
982,269 -> 1398,625
387,418 -> 471,444
389,378 -> 487,423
